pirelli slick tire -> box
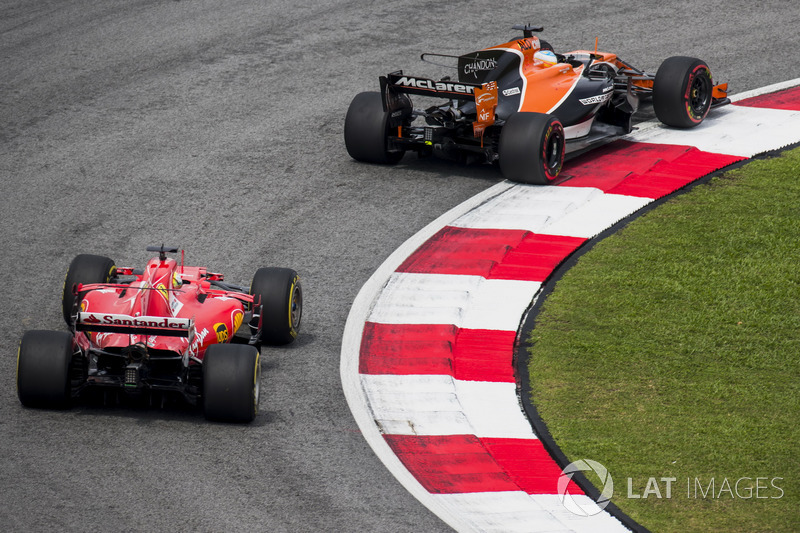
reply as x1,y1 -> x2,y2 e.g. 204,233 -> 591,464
17,330 -> 74,409
250,267 -> 302,346
344,91 -> 405,164
499,112 -> 565,185
62,254 -> 116,326
203,344 -> 260,423
653,56 -> 713,128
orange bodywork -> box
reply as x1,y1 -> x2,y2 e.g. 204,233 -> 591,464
517,63 -> 584,113
473,81 -> 498,141
484,38 -> 628,115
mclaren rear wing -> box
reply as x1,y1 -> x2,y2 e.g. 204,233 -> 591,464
76,312 -> 193,338
381,71 -> 483,102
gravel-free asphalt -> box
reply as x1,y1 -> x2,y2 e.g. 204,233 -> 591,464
1,1 -> 796,531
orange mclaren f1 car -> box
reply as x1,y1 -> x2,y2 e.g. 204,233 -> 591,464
345,24 -> 730,184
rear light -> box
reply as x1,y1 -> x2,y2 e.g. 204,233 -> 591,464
124,363 -> 141,387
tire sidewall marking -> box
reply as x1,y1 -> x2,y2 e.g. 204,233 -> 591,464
288,276 -> 300,338
253,350 -> 260,416
684,64 -> 711,123
541,122 -> 565,179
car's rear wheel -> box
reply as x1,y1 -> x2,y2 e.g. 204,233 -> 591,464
344,91 -> 405,164
62,254 -> 116,326
203,344 -> 260,423
250,267 -> 302,346
499,112 -> 565,185
653,56 -> 713,128
17,330 -> 74,409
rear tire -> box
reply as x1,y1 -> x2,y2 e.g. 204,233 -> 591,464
499,112 -> 565,185
203,344 -> 260,423
344,91 -> 405,164
17,330 -> 74,409
653,56 -> 712,128
62,254 -> 116,326
250,267 -> 302,345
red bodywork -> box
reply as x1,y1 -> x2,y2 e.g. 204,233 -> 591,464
74,256 -> 253,361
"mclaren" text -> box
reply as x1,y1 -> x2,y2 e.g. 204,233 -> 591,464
393,76 -> 476,95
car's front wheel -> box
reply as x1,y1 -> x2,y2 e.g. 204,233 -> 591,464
249,267 -> 302,346
653,56 -> 713,128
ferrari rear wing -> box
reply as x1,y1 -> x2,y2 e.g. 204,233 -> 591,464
76,312 -> 193,338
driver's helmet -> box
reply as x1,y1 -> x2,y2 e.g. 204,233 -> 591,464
534,49 -> 558,67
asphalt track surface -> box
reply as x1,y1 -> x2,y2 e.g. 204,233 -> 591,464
1,1 -> 796,531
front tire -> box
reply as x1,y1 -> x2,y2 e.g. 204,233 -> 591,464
62,254 -> 116,326
344,91 -> 405,164
17,330 -> 74,409
250,267 -> 302,346
499,112 -> 565,185
203,344 -> 260,423
653,56 -> 713,128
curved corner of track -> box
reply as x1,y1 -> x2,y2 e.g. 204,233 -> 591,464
340,78 -> 800,532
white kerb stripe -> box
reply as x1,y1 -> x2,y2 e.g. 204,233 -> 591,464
455,379 -> 538,439
433,492 -> 628,533
530,494 -> 628,533
542,192 -> 652,238
368,272 -> 542,332
362,374 -> 538,439
435,491 -> 566,533
628,105 -> 800,158
453,185 -> 653,238
452,185 -> 602,233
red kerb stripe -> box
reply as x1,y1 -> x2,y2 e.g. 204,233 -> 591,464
384,434 -> 583,495
734,86 -> 800,110
560,141 -> 744,196
360,322 -> 516,382
398,226 -> 585,282
482,438 -> 582,494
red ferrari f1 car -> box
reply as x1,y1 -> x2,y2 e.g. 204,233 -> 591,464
16,246 -> 302,422
345,24 -> 730,184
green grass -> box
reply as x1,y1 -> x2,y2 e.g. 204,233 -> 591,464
527,147 -> 800,532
